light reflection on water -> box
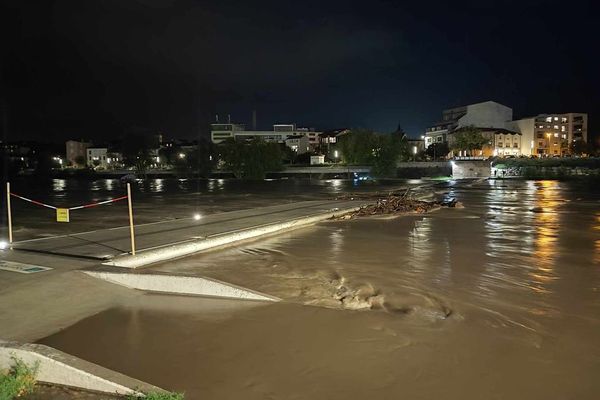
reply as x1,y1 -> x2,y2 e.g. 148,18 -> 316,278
531,180 -> 560,294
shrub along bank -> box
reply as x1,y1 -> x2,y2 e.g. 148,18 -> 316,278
491,157 -> 600,179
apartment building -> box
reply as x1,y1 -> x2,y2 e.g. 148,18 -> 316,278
210,122 -> 321,145
424,101 -> 513,148
448,127 -> 522,157
509,113 -> 588,156
285,135 -> 311,154
66,140 -> 91,167
86,147 -> 108,168
423,100 -> 588,157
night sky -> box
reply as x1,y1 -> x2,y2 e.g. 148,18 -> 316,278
1,0 -> 598,142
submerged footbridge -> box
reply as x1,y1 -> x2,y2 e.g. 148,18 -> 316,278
10,199 -> 364,267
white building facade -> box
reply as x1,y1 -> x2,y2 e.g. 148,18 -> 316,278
424,101 -> 513,149
285,135 -> 310,154
210,122 -> 321,146
86,147 -> 108,168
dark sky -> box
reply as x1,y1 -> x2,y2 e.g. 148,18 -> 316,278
1,0 -> 599,142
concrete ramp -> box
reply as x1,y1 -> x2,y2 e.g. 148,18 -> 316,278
0,340 -> 163,396
103,204 -> 361,268
84,271 -> 280,302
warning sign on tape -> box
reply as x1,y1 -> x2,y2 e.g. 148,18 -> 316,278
56,208 -> 70,222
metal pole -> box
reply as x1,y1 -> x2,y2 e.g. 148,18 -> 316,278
127,183 -> 136,255
6,182 -> 12,244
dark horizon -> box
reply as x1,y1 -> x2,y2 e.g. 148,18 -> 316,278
1,0 -> 598,143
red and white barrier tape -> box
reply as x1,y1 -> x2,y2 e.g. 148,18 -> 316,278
10,193 -> 128,211
9,193 -> 57,210
68,195 -> 128,210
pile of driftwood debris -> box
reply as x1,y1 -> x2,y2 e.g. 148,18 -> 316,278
334,189 -> 457,220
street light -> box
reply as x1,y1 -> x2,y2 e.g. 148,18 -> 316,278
178,153 -> 186,159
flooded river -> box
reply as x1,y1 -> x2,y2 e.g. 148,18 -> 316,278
2,177 -> 407,240
39,179 -> 600,399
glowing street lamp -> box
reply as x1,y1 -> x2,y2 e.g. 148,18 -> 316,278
178,153 -> 186,159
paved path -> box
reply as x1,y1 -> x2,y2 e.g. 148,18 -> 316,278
11,200 -> 363,261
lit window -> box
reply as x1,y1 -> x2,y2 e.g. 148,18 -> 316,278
561,126 -> 566,132
554,133 -> 559,137
554,125 -> 559,130
561,117 -> 567,123
554,117 -> 558,121
546,117 -> 552,122
562,134 -> 567,139
538,125 -> 544,128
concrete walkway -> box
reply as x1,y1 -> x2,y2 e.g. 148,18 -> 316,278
11,200 -> 363,261
0,198 -> 370,394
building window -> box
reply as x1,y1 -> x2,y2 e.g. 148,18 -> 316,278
437,136 -> 442,142
553,125 -> 559,130
561,117 -> 567,123
498,143 -> 503,148
562,134 -> 567,139
561,126 -> 566,132
554,117 -> 559,121
545,117 -> 552,122
554,133 -> 559,137
538,125 -> 544,129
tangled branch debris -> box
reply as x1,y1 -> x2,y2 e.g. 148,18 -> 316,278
333,189 -> 457,220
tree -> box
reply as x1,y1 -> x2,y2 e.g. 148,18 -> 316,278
219,139 -> 245,178
425,142 -> 449,160
74,155 -> 86,167
371,134 -> 401,177
192,139 -> 218,177
451,126 -> 488,156
218,138 -> 282,180
338,129 -> 378,165
339,128 -> 408,177
121,134 -> 155,176
570,140 -> 590,156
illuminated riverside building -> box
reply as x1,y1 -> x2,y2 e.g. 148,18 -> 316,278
508,113 -> 588,156
423,101 -> 513,149
423,100 -> 588,158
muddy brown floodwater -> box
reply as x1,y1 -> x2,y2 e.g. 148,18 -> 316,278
40,179 -> 600,399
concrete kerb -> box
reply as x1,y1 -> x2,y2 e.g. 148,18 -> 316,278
83,270 -> 280,302
0,340 -> 164,396
103,205 -> 363,269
